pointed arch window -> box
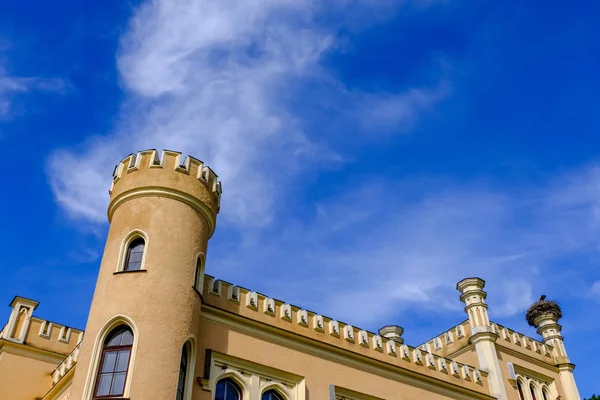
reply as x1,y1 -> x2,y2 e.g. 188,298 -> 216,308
517,381 -> 525,400
542,389 -> 549,400
124,238 -> 145,271
176,345 -> 188,400
194,255 -> 205,292
262,389 -> 284,400
215,378 -> 242,400
530,384 -> 538,400
93,326 -> 133,398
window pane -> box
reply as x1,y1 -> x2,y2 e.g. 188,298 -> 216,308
101,352 -> 117,373
110,372 -> 127,395
96,374 -> 113,396
262,390 -> 283,400
225,381 -> 241,400
120,330 -> 133,346
215,381 -> 225,399
115,350 -> 130,372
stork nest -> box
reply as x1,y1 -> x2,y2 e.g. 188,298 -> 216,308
525,300 -> 562,327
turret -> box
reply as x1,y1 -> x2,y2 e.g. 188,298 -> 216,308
526,298 -> 580,400
69,150 -> 221,400
457,277 -> 507,400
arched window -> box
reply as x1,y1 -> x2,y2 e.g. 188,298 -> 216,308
517,380 -> 525,400
262,389 -> 284,400
215,378 -> 242,400
542,389 -> 549,400
194,256 -> 204,291
93,326 -> 133,398
530,384 -> 538,400
176,345 -> 188,400
124,238 -> 145,271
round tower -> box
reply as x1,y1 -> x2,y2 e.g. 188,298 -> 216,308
70,149 -> 221,400
526,298 -> 580,400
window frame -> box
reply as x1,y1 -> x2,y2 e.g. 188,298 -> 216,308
194,253 -> 206,293
215,377 -> 243,400
116,230 -> 149,273
92,326 -> 134,399
83,316 -> 139,400
261,388 -> 287,400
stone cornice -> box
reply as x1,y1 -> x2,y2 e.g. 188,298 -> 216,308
108,186 -> 217,236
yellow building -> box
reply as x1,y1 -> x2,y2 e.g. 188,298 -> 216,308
0,150 -> 581,400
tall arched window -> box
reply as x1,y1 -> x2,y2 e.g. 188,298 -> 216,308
262,389 -> 284,400
176,345 -> 188,400
93,326 -> 133,398
215,378 -> 242,400
530,384 -> 538,400
124,238 -> 145,271
542,388 -> 549,400
517,380 -> 525,400
194,256 -> 204,291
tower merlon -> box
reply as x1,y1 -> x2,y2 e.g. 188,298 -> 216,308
107,149 -> 222,236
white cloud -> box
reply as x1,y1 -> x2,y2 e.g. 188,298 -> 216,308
48,0 -> 446,227
0,62 -> 65,120
207,166 -> 600,328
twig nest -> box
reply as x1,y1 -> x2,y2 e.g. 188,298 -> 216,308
525,300 -> 562,327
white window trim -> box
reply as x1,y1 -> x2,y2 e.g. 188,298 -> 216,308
81,315 -> 139,400
179,336 -> 197,400
116,229 -> 149,272
195,252 -> 206,292
208,352 -> 305,400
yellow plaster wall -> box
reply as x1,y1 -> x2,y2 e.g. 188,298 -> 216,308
0,349 -> 56,400
496,348 -> 564,400
26,318 -> 82,356
193,316 -> 493,400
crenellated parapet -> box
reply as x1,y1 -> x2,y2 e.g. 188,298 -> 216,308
203,276 -> 490,395
109,149 -> 222,235
418,320 -> 470,358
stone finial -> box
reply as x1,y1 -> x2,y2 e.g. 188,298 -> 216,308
525,298 -> 562,327
378,325 -> 404,344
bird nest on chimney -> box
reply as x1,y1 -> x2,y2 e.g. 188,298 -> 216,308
525,299 -> 562,327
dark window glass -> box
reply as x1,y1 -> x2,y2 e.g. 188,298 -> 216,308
94,326 -> 133,399
194,258 -> 203,290
215,378 -> 242,400
517,381 -> 525,400
262,389 -> 284,400
124,238 -> 145,271
530,385 -> 537,400
176,345 -> 188,400
542,390 -> 549,400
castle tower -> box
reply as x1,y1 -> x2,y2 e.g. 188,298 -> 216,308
457,277 -> 508,400
69,150 -> 221,399
526,298 -> 580,400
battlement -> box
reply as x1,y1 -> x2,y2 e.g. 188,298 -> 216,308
417,320 -> 471,358
491,322 -> 555,362
108,150 -> 222,233
202,275 -> 491,395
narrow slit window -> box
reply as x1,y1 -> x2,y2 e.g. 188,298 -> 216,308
194,257 -> 204,291
530,384 -> 537,400
517,381 -> 525,400
176,344 -> 188,400
124,238 -> 145,271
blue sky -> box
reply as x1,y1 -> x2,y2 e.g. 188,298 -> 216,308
1,0 -> 599,396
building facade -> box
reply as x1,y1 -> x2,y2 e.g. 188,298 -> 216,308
0,150 -> 581,400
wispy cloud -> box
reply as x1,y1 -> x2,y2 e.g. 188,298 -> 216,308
208,166 -> 600,327
0,64 -> 65,120
48,0 -> 447,227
